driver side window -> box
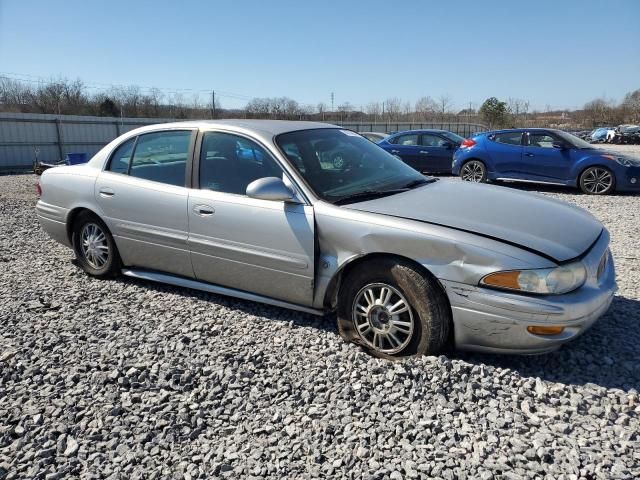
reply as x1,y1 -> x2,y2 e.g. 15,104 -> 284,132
199,132 -> 284,195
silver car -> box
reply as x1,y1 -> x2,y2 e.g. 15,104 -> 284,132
36,120 -> 616,358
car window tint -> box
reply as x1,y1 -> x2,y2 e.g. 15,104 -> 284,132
528,133 -> 556,148
108,138 -> 136,174
199,132 -> 283,195
128,131 -> 190,187
395,134 -> 419,146
492,132 -> 523,145
420,134 -> 447,147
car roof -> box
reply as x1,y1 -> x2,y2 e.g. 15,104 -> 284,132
388,129 -> 453,135
125,119 -> 339,138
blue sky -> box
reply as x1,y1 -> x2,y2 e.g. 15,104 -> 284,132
1,0 -> 638,111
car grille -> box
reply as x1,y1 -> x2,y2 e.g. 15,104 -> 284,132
597,249 -> 610,280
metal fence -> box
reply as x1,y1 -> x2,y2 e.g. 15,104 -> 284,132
0,112 -> 175,171
0,112 -> 488,171
336,122 -> 488,138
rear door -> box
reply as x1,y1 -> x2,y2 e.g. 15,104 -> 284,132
386,133 -> 424,171
418,133 -> 454,172
522,131 -> 572,181
94,129 -> 196,278
485,131 -> 524,178
187,130 -> 315,306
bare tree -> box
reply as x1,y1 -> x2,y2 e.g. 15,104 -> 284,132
415,96 -> 437,121
436,94 -> 452,121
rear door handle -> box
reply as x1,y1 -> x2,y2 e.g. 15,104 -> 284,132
524,153 -> 535,157
419,150 -> 430,155
99,187 -> 115,197
193,204 -> 215,216
391,150 -> 400,154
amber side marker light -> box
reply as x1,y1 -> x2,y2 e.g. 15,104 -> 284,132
527,326 -> 565,335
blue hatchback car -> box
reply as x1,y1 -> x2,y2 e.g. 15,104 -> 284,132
378,129 -> 465,173
452,128 -> 640,194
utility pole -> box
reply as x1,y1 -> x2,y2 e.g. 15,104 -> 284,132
211,90 -> 216,119
330,92 -> 334,113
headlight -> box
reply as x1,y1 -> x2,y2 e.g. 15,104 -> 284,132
480,261 -> 587,295
601,154 -> 638,167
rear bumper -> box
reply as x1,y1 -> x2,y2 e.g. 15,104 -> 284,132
36,201 -> 71,247
442,234 -> 616,354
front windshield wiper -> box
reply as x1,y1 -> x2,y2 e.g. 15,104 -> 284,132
332,179 -> 436,206
401,178 -> 436,189
332,189 -> 407,205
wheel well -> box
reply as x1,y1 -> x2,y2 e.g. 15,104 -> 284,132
66,207 -> 99,244
577,164 -> 614,182
324,252 -> 455,345
325,253 -> 450,309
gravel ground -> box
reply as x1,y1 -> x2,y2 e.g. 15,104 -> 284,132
1,161 -> 639,479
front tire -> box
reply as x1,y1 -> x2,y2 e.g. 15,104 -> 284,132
460,160 -> 487,183
72,211 -> 121,278
337,258 -> 450,359
579,166 -> 615,195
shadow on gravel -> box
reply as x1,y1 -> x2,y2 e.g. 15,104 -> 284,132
455,296 -> 640,392
492,181 -> 640,197
118,272 -> 638,391
118,275 -> 338,332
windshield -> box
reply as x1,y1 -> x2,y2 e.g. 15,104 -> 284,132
441,131 -> 465,144
276,128 -> 430,204
554,130 -> 594,149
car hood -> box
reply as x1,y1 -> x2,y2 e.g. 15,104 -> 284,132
345,180 -> 603,263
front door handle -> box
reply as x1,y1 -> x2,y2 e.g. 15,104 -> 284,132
193,204 -> 215,216
99,187 -> 115,197
419,150 -> 430,155
391,150 -> 400,154
524,153 -> 535,157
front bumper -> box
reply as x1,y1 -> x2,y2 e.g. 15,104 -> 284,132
442,232 -> 616,354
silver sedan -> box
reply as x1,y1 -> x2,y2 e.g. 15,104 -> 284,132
36,120 -> 616,358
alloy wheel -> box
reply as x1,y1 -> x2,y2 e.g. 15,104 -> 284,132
461,161 -> 485,182
352,283 -> 414,354
80,223 -> 109,269
582,168 -> 613,194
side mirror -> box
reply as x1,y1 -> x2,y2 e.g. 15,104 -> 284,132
246,177 -> 295,202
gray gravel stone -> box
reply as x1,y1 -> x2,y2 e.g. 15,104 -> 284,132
0,171 -> 639,479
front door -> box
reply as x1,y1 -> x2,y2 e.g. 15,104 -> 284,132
522,131 -> 572,182
94,129 -> 196,278
418,133 -> 454,172
187,131 -> 315,306
485,131 -> 524,178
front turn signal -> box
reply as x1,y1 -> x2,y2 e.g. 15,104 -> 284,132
527,326 -> 565,335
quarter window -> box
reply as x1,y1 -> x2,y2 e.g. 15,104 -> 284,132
128,131 -> 191,187
199,132 -> 284,195
108,138 -> 135,174
528,133 -> 556,148
491,132 -> 523,146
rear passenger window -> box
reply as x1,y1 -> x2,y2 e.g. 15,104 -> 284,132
394,134 -> 419,146
129,131 -> 191,187
491,132 -> 523,145
108,138 -> 135,174
199,132 -> 284,195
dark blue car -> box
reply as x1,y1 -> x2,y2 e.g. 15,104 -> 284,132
452,128 -> 640,194
378,129 -> 465,173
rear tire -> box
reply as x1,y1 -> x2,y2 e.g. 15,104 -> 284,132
579,166 -> 615,195
337,257 -> 450,359
72,211 -> 121,278
460,160 -> 487,183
